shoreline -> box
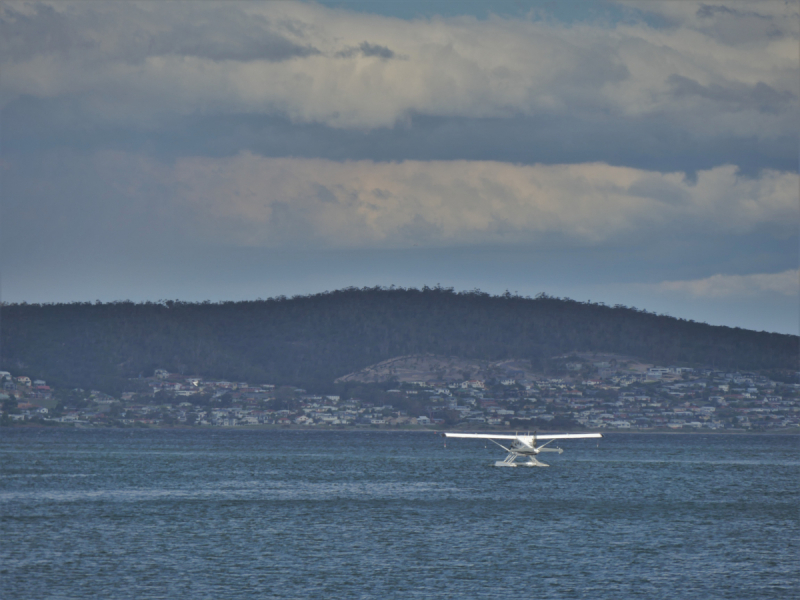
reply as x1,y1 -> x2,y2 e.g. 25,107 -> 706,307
2,423 -> 798,435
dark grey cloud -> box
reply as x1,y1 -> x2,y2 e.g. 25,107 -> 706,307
358,42 -> 395,58
634,2 -> 791,44
0,2 -> 318,64
695,3 -> 788,44
0,4 -> 93,60
336,41 -> 396,59
696,4 -> 771,20
4,98 -> 795,177
668,74 -> 796,114
313,184 -> 340,204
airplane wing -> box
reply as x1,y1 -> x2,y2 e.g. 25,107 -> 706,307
443,432 -> 602,440
444,433 -> 524,440
535,433 -> 602,440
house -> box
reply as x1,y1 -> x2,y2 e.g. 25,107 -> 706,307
16,376 -> 31,386
462,380 -> 485,389
649,367 -> 670,375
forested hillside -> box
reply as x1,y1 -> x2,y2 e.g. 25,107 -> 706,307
1,287 -> 797,393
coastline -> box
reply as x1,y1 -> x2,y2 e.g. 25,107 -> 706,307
3,423 -> 798,435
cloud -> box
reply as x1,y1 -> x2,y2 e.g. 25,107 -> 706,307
3,149 -> 795,254
1,1 -> 796,332
336,42 -> 396,59
652,269 -> 800,298
667,74 -> 795,114
1,0 -> 796,134
147,28 -> 320,63
18,151 -> 776,249
0,2 -> 319,64
621,1 -> 794,45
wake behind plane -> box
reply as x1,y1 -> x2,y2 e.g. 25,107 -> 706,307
443,432 -> 602,467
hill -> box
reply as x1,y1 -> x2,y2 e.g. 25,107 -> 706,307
334,352 -> 655,384
1,287 -> 797,393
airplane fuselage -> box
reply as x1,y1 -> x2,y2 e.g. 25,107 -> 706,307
510,439 -> 538,455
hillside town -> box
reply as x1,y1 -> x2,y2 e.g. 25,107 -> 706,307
2,360 -> 799,432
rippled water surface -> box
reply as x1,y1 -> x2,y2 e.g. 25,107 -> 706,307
1,429 -> 798,599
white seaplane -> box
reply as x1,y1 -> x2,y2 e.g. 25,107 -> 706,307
443,432 -> 602,467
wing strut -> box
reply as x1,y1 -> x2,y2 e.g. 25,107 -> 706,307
488,438 -> 511,453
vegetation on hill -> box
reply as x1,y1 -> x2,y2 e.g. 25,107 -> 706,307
1,287 -> 797,394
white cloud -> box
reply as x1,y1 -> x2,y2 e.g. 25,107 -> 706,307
5,150 -> 794,249
163,154 -> 797,248
653,269 -> 800,298
1,1 -> 796,134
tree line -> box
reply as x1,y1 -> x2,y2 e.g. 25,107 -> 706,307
1,286 -> 797,394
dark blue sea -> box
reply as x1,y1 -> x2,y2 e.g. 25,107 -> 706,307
1,429 -> 798,599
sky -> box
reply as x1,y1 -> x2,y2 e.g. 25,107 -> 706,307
1,0 -> 798,334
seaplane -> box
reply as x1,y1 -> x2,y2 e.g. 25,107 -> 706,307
442,432 -> 602,467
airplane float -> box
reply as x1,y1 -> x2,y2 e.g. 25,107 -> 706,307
442,432 -> 602,467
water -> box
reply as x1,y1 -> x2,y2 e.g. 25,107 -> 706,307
1,429 -> 798,599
